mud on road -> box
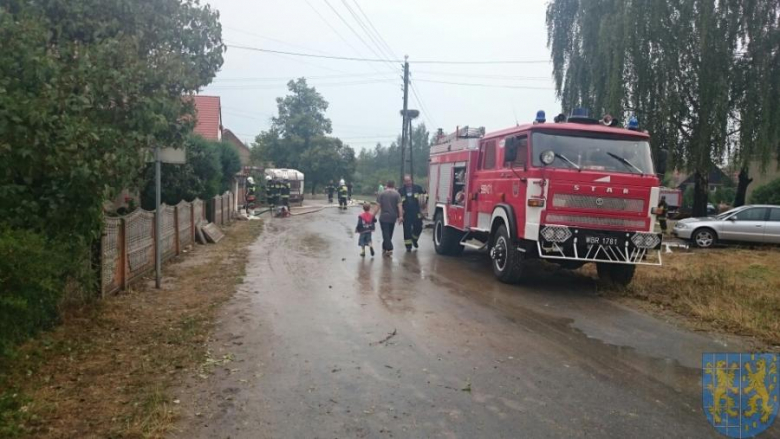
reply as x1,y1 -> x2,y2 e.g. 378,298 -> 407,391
172,205 -> 775,439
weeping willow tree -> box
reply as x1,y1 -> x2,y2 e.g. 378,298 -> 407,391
547,0 -> 780,215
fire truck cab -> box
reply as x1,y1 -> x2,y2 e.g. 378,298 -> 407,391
428,114 -> 663,285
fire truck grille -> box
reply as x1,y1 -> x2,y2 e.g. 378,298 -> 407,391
546,214 -> 647,229
552,194 -> 644,213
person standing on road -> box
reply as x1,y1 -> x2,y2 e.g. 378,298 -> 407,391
346,181 -> 353,201
400,174 -> 425,252
326,181 -> 335,204
280,179 -> 291,208
245,176 -> 257,214
375,180 -> 403,256
265,175 -> 277,210
355,202 -> 377,257
377,181 -> 384,196
337,179 -> 349,210
657,196 -> 668,234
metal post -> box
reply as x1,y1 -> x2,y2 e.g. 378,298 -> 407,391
154,145 -> 162,289
400,56 -> 409,185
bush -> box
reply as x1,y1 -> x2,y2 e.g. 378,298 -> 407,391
140,135 -> 223,210
750,178 -> 780,205
0,229 -> 67,357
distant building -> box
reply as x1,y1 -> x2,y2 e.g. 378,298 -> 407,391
676,165 -> 733,194
222,129 -> 251,167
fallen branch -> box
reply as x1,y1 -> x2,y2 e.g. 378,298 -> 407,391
370,328 -> 397,346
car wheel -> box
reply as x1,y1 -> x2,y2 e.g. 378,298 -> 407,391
596,263 -> 636,286
433,211 -> 464,256
693,228 -> 716,248
490,224 -> 524,284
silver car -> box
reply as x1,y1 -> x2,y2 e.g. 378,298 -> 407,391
673,204 -> 780,248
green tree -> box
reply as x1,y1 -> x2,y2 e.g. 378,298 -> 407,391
218,141 -> 242,193
352,124 -> 431,194
139,135 -> 222,210
750,178 -> 780,205
0,0 -> 224,284
546,0 -> 780,216
251,78 -> 355,193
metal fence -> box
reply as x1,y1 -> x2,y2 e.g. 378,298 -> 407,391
100,192 -> 235,296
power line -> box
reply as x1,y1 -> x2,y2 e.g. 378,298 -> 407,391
350,0 -> 400,61
414,78 -> 554,90
224,44 -> 550,65
322,0 -> 394,69
208,78 -> 399,90
414,70 -> 551,81
338,0 -> 397,73
303,0 -> 365,59
223,25 -> 333,56
409,79 -> 438,129
213,72 -> 391,82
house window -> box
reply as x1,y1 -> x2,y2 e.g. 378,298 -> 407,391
482,141 -> 496,170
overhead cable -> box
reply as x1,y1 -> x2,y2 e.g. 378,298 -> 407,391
225,44 -> 550,65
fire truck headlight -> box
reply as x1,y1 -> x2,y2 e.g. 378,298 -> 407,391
541,226 -> 572,243
631,233 -> 661,249
540,150 -> 555,166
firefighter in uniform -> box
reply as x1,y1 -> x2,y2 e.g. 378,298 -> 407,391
280,179 -> 291,208
400,174 -> 425,251
245,176 -> 257,214
265,175 -> 278,209
337,179 -> 349,210
326,181 -> 335,203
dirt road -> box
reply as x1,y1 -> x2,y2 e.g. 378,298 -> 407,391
173,204 -> 770,439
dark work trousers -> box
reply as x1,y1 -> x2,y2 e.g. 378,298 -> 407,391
380,221 -> 395,251
403,213 -> 423,249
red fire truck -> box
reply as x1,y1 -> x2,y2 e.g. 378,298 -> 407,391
427,112 -> 663,285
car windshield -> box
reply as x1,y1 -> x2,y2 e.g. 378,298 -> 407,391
716,207 -> 744,220
531,132 -> 654,174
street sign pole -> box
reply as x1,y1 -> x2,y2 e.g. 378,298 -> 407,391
154,145 -> 162,289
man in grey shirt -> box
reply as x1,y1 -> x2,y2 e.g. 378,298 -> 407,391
375,180 -> 403,256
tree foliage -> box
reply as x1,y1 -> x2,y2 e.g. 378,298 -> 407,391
546,0 -> 780,216
139,135 -> 229,210
750,178 -> 780,205
353,124 -> 431,194
251,78 -> 356,193
0,0 -> 224,244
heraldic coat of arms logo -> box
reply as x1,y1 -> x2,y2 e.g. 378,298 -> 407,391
703,353 -> 779,438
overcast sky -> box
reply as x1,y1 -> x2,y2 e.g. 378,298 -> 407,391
201,0 -> 560,149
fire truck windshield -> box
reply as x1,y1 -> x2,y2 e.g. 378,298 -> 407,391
531,132 -> 654,175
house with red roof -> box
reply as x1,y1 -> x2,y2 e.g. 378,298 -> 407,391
191,95 -> 222,141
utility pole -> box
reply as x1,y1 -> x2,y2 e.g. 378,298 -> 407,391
399,55 -> 409,185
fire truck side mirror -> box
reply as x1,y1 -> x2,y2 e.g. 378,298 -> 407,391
504,137 -> 518,163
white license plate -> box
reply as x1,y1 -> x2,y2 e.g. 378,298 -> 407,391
584,236 -> 622,246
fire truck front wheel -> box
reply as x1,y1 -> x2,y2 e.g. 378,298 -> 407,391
490,225 -> 524,284
596,263 -> 636,286
433,212 -> 464,256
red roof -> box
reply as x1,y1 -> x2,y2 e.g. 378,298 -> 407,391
192,95 -> 222,140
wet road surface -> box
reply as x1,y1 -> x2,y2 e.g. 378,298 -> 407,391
174,203 -> 775,439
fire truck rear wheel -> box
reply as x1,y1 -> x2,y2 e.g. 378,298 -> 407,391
433,212 -> 464,256
596,263 -> 636,286
491,225 -> 524,284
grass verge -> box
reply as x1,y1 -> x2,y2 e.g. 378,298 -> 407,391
0,220 -> 262,438
593,247 -> 780,347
